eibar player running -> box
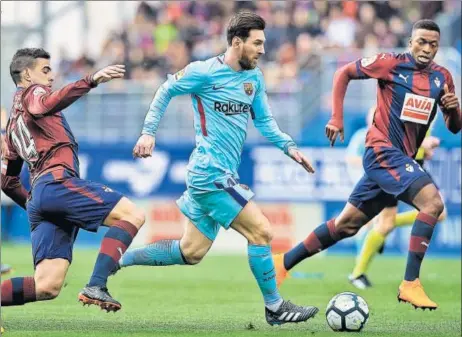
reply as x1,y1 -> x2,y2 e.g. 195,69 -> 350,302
274,19 -> 460,310
345,108 -> 447,289
1,48 -> 145,313
115,12 -> 318,326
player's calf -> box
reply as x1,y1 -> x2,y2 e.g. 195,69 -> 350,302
283,203 -> 370,273
1,258 -> 68,306
180,237 -> 211,265
34,258 -> 69,301
82,197 -> 145,311
35,279 -> 63,301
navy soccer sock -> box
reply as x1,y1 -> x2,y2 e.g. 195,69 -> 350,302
88,220 -> 138,287
404,212 -> 437,281
284,219 -> 345,271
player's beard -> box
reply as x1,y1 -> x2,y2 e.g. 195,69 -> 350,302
238,51 -> 257,70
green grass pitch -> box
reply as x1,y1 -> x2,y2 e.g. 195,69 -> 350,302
1,245 -> 460,337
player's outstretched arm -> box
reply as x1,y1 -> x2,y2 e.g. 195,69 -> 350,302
326,62 -> 357,146
327,53 -> 397,146
134,62 -> 208,158
440,76 -> 461,134
24,65 -> 125,116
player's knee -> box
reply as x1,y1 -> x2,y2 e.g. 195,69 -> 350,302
128,207 -> 146,229
438,206 -> 447,222
338,224 -> 360,237
112,198 -> 146,229
335,217 -> 363,238
180,242 -> 207,265
248,219 -> 273,245
35,279 -> 63,300
422,195 -> 444,219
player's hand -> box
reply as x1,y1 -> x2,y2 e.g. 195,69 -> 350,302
421,135 -> 440,160
325,122 -> 344,147
92,65 -> 126,84
440,83 -> 459,111
133,134 -> 155,158
288,147 -> 315,173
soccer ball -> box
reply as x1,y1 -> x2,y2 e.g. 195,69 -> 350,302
326,292 -> 369,332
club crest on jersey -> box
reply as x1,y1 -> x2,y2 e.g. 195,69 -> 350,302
405,164 -> 414,173
33,87 -> 46,96
174,68 -> 185,81
400,93 -> 435,125
434,77 -> 440,88
102,186 -> 113,193
360,55 -> 377,67
243,83 -> 253,96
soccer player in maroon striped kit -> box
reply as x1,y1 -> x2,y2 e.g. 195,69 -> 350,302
1,48 -> 145,314
275,19 -> 460,310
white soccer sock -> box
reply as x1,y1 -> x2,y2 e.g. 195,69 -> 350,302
266,298 -> 284,312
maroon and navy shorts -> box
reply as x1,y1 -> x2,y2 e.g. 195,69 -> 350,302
348,146 -> 434,219
26,170 -> 123,267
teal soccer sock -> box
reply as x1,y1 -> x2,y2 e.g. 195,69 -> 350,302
120,240 -> 187,267
248,244 -> 283,311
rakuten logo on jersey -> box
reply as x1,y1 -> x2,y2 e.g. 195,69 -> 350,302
214,101 -> 252,115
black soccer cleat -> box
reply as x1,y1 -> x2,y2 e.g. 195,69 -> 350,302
349,274 -> 372,290
265,300 -> 319,326
78,285 -> 122,312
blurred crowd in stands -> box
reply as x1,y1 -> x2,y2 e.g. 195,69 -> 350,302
59,1 -> 461,89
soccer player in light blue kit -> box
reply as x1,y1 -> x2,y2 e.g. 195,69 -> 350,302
115,12 -> 319,325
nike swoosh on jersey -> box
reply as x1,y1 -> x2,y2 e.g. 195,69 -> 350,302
212,84 -> 226,90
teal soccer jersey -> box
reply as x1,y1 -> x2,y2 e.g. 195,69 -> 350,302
142,54 -> 297,240
142,54 -> 296,182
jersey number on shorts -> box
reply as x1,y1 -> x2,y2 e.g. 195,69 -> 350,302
11,115 -> 39,163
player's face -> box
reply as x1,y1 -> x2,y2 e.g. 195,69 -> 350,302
239,30 -> 265,70
24,58 -> 54,88
409,29 -> 440,67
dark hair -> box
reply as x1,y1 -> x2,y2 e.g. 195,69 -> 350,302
10,48 -> 50,85
412,19 -> 440,35
226,11 -> 266,46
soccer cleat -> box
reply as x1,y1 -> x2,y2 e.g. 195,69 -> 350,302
397,279 -> 438,310
273,254 -> 290,288
265,300 -> 319,326
1,264 -> 12,275
78,285 -> 122,312
348,274 -> 372,290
